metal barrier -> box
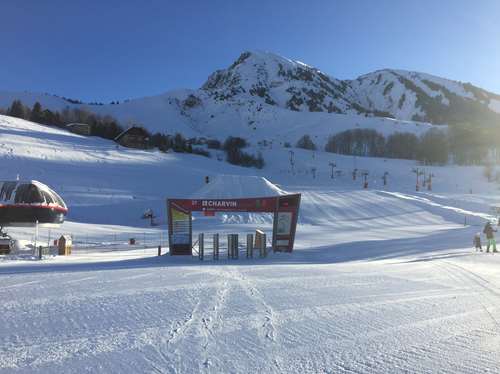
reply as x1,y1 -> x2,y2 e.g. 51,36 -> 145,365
198,233 -> 204,260
69,231 -> 168,253
246,234 -> 253,259
255,230 -> 267,258
234,234 -> 239,259
18,229 -> 276,261
213,233 -> 219,260
227,234 -> 239,259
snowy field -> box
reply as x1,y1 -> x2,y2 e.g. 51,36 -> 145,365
2,115 -> 500,373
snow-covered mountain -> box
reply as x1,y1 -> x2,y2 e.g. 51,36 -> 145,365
347,69 -> 500,124
200,51 -> 360,114
1,50 -> 499,142
198,51 -> 500,125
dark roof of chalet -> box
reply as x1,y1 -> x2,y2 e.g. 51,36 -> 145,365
114,126 -> 150,142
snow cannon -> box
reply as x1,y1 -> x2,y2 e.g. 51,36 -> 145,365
0,180 -> 68,227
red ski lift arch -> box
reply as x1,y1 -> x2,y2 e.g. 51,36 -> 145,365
167,194 -> 301,255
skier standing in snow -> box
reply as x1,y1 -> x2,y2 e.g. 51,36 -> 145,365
483,222 -> 497,253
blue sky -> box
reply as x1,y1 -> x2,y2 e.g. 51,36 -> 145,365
1,0 -> 499,102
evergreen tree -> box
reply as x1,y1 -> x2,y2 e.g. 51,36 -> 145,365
7,100 -> 26,119
30,102 -> 43,123
296,134 -> 316,150
41,109 -> 60,126
173,133 -> 187,152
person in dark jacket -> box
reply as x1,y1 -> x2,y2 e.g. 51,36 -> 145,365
483,222 -> 497,253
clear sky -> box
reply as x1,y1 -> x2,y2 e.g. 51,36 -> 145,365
1,0 -> 499,102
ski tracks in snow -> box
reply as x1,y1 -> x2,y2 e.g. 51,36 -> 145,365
190,266 -> 284,373
148,271 -> 231,373
197,275 -> 230,370
229,270 -> 285,373
0,265 -> 283,374
436,259 -> 500,331
159,265 -> 282,373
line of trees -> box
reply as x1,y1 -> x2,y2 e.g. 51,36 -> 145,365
320,124 -> 500,165
149,134 -> 265,167
4,99 -> 124,140
324,129 -> 386,157
223,136 -> 265,169
149,132 -> 192,153
324,128 -> 449,164
149,134 -> 266,168
447,123 -> 500,165
148,132 -> 211,157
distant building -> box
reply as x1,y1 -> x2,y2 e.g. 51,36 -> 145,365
114,126 -> 151,149
66,123 -> 91,136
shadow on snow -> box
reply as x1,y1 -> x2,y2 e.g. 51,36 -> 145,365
0,225 -> 479,276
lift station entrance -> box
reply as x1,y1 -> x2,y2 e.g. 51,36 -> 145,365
167,194 -> 301,255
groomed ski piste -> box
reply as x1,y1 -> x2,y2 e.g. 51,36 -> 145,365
2,114 -> 500,373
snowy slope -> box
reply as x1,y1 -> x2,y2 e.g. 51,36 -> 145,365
5,236 -> 500,373
3,114 -> 500,372
0,115 -> 259,226
0,89 -> 202,137
191,175 -> 286,199
1,113 -> 498,240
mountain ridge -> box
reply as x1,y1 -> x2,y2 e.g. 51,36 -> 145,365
0,50 -> 498,143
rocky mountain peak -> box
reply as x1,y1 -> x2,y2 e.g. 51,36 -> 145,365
200,50 -> 500,125
201,50 -> 361,114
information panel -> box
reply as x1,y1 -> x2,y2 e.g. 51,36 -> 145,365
171,208 -> 190,245
167,203 -> 192,255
